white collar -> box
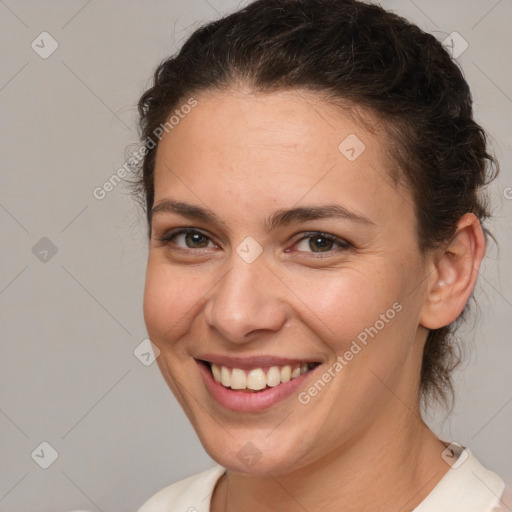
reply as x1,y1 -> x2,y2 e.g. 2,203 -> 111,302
412,446 -> 504,512
139,446 -> 504,512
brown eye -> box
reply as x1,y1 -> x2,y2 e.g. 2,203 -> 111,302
181,232 -> 210,248
293,232 -> 351,255
308,235 -> 335,252
158,229 -> 215,250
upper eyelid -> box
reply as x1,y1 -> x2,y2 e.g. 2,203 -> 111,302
156,227 -> 215,242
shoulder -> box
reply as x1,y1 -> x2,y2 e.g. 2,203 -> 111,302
138,465 -> 226,512
414,446 -> 505,512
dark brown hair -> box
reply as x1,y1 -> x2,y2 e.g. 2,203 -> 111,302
134,0 -> 498,406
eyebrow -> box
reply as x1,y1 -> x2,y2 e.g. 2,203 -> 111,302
151,199 -> 375,232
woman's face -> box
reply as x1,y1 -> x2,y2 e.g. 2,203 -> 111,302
144,88 -> 432,474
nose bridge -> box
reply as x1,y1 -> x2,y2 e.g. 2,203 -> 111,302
204,251 -> 286,342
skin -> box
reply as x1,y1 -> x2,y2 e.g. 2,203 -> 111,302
143,87 -> 486,511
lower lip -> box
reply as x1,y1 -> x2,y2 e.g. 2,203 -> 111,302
196,360 -> 320,412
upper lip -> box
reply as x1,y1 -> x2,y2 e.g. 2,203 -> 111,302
195,353 -> 321,370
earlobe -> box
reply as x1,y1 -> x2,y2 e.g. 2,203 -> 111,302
420,213 -> 486,330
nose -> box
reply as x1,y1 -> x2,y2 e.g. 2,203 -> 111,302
203,253 -> 287,343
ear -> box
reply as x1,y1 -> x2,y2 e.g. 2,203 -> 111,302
420,213 -> 486,330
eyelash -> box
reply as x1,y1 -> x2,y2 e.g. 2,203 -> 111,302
155,228 -> 352,257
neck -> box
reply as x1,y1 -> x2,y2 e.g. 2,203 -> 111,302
211,405 -> 449,512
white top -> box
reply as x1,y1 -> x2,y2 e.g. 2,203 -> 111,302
138,447 -> 505,512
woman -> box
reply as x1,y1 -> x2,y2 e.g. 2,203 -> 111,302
134,0 -> 507,510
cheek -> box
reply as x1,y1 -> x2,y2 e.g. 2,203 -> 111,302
294,267 -> 402,351
143,257 -> 210,342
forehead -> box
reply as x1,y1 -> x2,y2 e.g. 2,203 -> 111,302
152,88 -> 412,227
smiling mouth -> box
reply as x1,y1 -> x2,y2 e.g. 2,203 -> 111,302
198,360 -> 321,392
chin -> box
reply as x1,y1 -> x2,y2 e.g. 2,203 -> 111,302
199,429 -> 308,475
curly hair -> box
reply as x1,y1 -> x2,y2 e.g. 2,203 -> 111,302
133,0 -> 498,407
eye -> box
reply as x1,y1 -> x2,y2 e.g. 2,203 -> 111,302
156,228 -> 216,250
291,232 -> 351,255
155,228 -> 351,257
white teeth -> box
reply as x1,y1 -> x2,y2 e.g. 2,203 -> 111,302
212,363 -> 222,383
221,366 -> 231,387
280,365 -> 291,382
230,368 -> 247,389
209,362 -> 316,390
247,369 -> 266,390
266,366 -> 281,387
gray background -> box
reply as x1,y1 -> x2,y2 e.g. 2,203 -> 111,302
0,1 -> 510,511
